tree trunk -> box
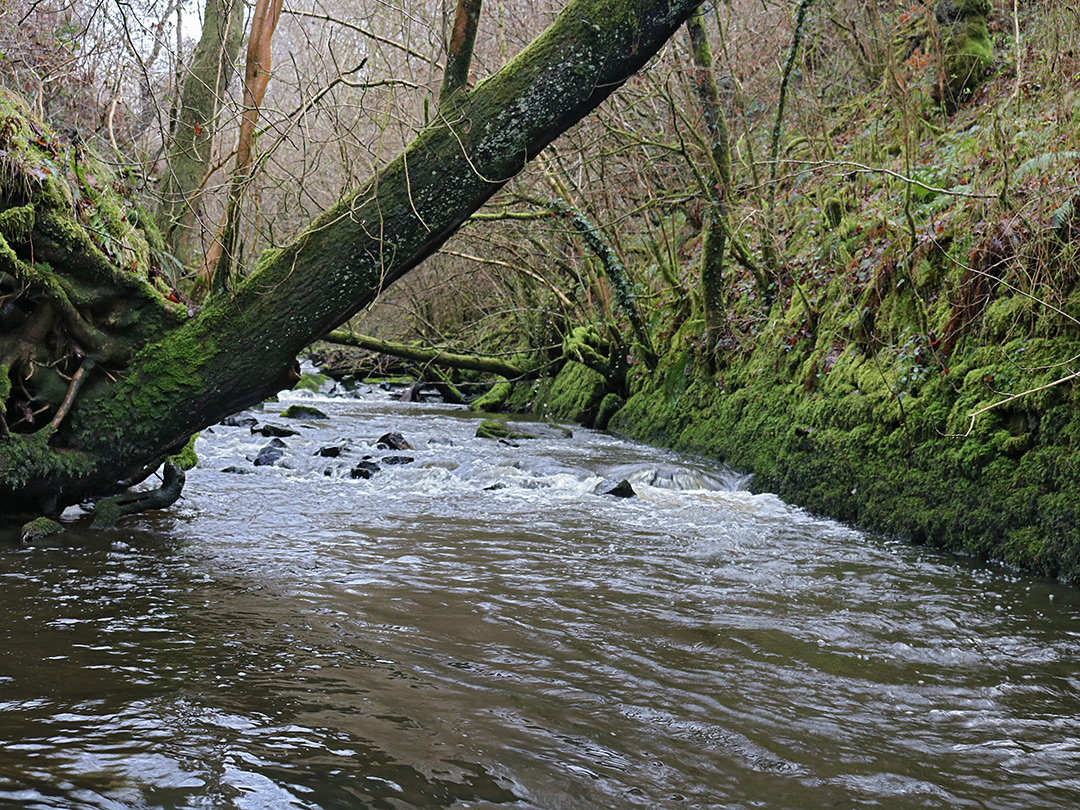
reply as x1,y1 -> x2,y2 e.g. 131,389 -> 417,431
156,0 -> 246,269
932,0 -> 993,111
1,0 -> 703,518
686,10 -> 732,355
322,331 -> 529,379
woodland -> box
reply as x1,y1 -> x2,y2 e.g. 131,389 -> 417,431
2,1 -> 1080,578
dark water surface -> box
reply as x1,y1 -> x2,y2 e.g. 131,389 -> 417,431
2,388 -> 1079,809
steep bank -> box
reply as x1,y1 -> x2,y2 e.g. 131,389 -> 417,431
557,2 -> 1080,580
608,333 -> 1080,581
347,1 -> 1080,580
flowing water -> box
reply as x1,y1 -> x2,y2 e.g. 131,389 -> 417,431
2,385 -> 1079,809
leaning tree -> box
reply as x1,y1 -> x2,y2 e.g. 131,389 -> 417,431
0,0 -> 704,524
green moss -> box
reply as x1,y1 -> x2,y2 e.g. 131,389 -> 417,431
611,333 -> 1080,581
469,380 -> 514,412
541,360 -> 608,424
937,0 -> 994,107
0,203 -> 34,239
281,403 -> 329,420
475,419 -> 537,440
822,197 -> 844,230
0,430 -> 96,490
595,393 -> 624,430
20,516 -> 63,542
168,433 -> 200,471
294,372 -> 330,392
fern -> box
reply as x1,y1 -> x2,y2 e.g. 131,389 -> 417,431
1014,151 -> 1080,182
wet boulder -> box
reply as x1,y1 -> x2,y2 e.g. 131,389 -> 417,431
376,431 -> 411,450
381,455 -> 415,465
251,423 -> 300,438
221,413 -> 258,428
397,382 -> 426,402
21,517 -> 64,543
281,404 -> 329,420
594,478 -> 636,498
316,443 -> 349,458
350,461 -> 382,479
253,438 -> 288,466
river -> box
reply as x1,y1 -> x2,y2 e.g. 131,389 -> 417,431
2,384 -> 1079,809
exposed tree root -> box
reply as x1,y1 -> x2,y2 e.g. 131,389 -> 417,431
90,461 -> 186,530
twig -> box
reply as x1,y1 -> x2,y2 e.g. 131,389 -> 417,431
950,371 -> 1080,438
49,358 -> 95,430
768,158 -> 997,199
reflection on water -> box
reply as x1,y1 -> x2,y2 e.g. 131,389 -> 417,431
2,387 -> 1080,809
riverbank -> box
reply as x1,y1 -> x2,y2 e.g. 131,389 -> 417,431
339,2 -> 1080,580
606,334 -> 1080,582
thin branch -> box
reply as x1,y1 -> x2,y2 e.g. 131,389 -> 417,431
284,9 -> 439,66
950,371 -> 1080,438
49,358 -> 95,430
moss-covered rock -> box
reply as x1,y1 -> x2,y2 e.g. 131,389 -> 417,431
20,516 -> 63,542
294,373 -> 331,393
281,403 -> 329,420
611,334 -> 1080,581
475,419 -> 538,440
540,361 -> 609,425
469,380 -> 514,412
595,392 -> 624,430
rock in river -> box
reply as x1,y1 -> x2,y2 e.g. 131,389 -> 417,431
253,438 -> 288,467
376,431 -> 411,450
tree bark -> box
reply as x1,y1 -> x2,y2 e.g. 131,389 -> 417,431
1,0 -> 704,517
156,0 -> 245,269
322,330 -> 529,379
686,10 -> 731,355
440,0 -> 484,109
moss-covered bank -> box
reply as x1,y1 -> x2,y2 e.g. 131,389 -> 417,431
607,331 -> 1080,581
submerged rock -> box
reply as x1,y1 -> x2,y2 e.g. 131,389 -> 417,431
475,419 -> 537,440
350,461 -> 381,479
221,466 -> 253,474
221,413 -> 258,428
595,478 -> 636,498
381,455 -> 414,465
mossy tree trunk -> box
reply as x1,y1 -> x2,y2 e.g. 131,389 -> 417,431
686,10 -> 732,356
156,0 -> 246,269
322,330 -> 529,379
0,0 -> 704,519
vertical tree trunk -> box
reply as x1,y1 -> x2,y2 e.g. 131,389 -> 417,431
205,0 -> 285,295
440,0 -> 484,109
156,0 -> 245,270
933,0 -> 993,111
686,10 -> 732,355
